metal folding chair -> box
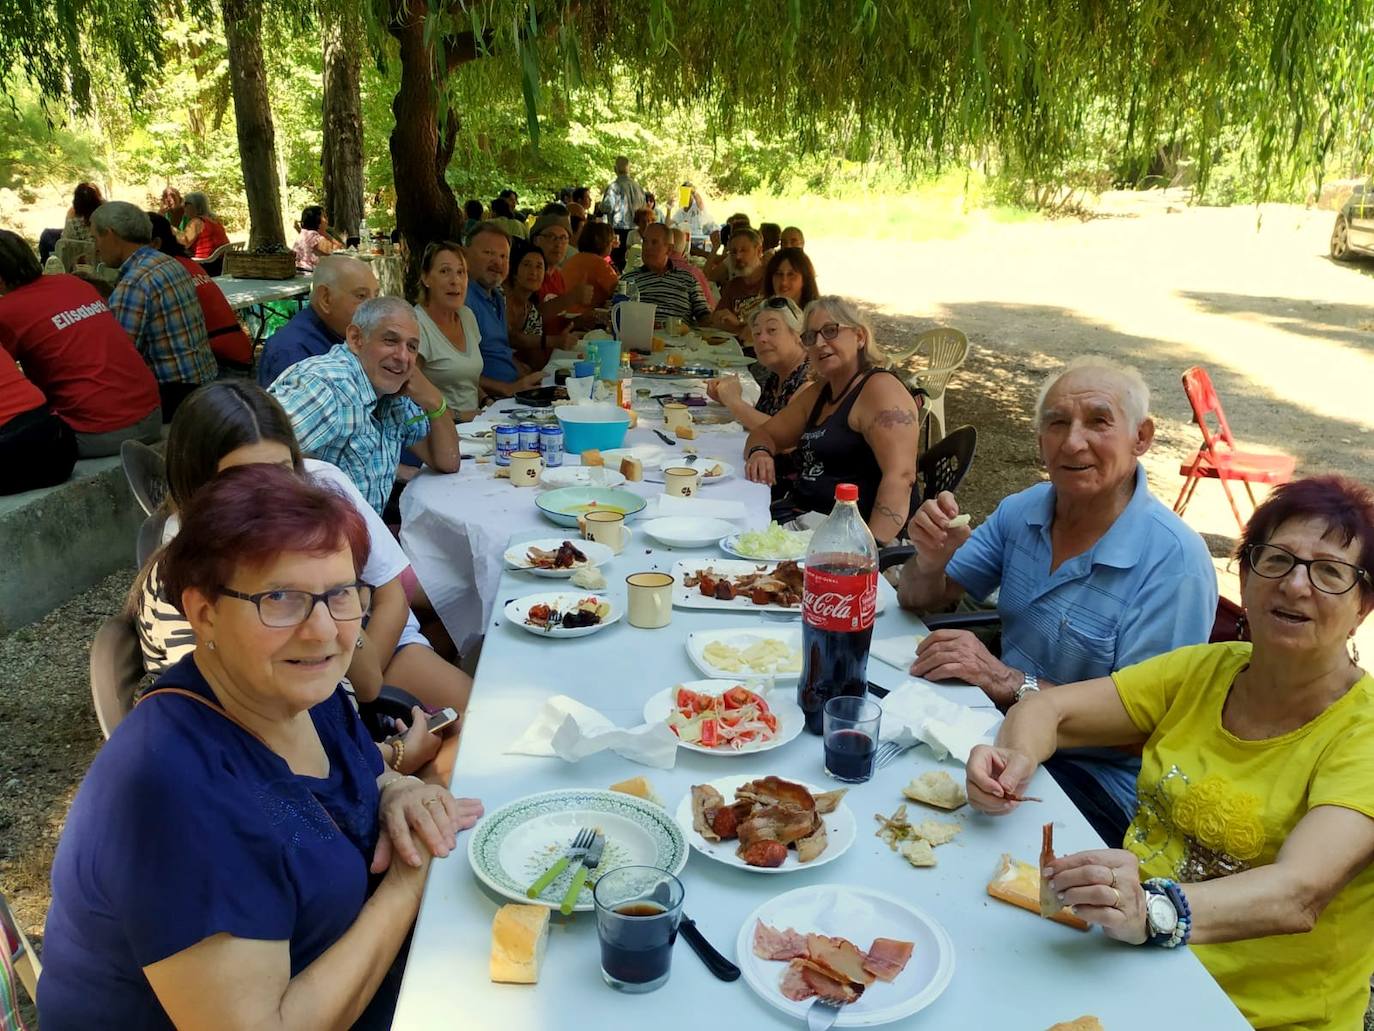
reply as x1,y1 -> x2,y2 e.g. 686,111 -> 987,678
1173,366 -> 1296,531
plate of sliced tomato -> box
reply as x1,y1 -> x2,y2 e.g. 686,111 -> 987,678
642,680 -> 805,755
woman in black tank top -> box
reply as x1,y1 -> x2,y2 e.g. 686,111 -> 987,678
741,296 -> 924,544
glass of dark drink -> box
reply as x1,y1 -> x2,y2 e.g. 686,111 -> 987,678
823,695 -> 882,783
593,866 -> 685,993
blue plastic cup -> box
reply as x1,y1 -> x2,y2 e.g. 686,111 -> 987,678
573,360 -> 595,378
594,339 -> 622,380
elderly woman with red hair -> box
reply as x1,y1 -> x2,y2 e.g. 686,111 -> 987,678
967,476 -> 1374,1031
39,465 -> 482,1030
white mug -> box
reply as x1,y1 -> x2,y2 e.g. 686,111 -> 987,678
663,466 -> 700,498
626,572 -> 674,628
510,450 -> 543,487
662,403 -> 692,431
583,509 -> 630,553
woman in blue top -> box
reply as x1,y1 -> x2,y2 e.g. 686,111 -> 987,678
39,464 -> 483,1030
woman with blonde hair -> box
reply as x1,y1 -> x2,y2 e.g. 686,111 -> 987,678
744,295 -> 921,542
174,192 -> 230,261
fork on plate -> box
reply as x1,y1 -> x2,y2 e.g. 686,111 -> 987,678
806,997 -> 844,1030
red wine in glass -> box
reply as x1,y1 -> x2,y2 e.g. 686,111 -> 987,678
825,727 -> 876,782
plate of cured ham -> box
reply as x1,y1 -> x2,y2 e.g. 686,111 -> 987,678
673,774 -> 855,873
738,885 -> 955,1026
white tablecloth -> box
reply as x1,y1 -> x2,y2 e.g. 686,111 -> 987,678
213,274 -> 312,312
390,528 -> 1247,1029
400,401 -> 769,650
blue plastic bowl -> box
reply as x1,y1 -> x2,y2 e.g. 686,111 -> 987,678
556,404 -> 631,456
535,487 -> 647,528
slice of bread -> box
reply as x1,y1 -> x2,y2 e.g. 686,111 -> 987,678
674,424 -> 697,440
610,775 -> 662,805
490,904 -> 551,983
581,449 -> 604,467
620,456 -> 644,482
986,854 -> 1089,931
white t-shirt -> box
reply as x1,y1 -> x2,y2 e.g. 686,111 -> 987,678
136,458 -> 426,675
414,304 -> 484,416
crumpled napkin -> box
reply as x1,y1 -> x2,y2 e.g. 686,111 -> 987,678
505,695 -> 680,769
877,680 -> 1000,763
652,494 -> 750,522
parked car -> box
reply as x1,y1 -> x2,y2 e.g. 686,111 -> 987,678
1330,182 -> 1374,260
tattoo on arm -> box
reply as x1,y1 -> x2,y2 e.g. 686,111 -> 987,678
874,500 -> 907,527
872,407 -> 918,429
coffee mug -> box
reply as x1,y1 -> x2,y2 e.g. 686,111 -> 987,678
510,450 -> 543,487
583,509 -> 630,553
663,466 -> 700,498
626,572 -> 674,629
662,403 -> 692,431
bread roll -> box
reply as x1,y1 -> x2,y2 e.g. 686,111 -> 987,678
986,854 -> 1089,931
674,424 -> 697,440
582,449 -> 604,467
620,457 -> 644,482
610,775 -> 661,805
902,770 -> 967,811
490,904 -> 551,983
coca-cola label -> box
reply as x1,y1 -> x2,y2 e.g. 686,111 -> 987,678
803,567 -> 878,631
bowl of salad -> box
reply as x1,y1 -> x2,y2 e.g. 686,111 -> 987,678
641,681 -> 805,754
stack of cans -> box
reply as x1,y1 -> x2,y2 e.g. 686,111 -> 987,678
495,421 -> 564,467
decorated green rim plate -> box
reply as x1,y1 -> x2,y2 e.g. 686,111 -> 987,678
467,788 -> 688,912
535,486 -> 648,528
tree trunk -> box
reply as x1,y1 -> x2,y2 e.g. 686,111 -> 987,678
387,0 -> 465,297
221,0 -> 285,249
322,3 -> 365,240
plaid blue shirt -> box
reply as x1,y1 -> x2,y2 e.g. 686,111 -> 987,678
268,344 -> 428,514
109,246 -> 217,386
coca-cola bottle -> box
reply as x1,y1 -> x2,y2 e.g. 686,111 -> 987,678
798,483 -> 879,734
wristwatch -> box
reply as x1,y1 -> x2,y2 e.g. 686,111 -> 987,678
1143,878 -> 1192,948
1012,673 -> 1039,705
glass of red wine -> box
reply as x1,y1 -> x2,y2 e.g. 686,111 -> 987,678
593,866 -> 685,993
823,695 -> 883,783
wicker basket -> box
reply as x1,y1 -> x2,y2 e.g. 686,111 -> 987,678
223,252 -> 297,280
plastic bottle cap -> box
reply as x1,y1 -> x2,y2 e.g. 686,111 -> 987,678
834,483 -> 859,503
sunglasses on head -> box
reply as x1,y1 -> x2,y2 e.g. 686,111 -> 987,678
800,322 -> 852,348
761,296 -> 802,315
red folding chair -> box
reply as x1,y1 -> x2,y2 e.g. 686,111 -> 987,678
1174,366 -> 1296,531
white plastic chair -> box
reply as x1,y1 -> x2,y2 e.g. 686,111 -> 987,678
897,327 -> 968,447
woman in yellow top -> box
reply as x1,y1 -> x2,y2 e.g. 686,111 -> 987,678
967,475 -> 1374,1031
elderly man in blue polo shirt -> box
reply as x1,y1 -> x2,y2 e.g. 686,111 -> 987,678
269,296 -> 460,514
896,356 -> 1217,845
257,255 -> 377,387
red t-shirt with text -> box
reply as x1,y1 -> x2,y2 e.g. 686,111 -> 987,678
176,258 -> 253,365
0,275 -> 159,433
0,354 -> 47,425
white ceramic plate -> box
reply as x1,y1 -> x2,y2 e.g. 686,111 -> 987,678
467,788 -> 688,913
719,529 -> 811,561
671,559 -> 886,616
642,680 -> 804,756
673,773 -> 856,874
735,885 -> 956,1026
640,517 -> 740,549
686,627 -> 804,683
540,466 -> 627,489
503,591 -> 622,638
502,538 -> 616,578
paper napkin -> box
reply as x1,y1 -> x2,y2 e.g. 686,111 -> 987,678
877,680 -> 1000,763
506,695 -> 680,769
869,632 -> 931,673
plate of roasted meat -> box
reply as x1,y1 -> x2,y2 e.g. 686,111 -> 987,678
503,538 -> 615,578
503,592 -> 622,638
737,885 -> 954,1025
675,774 -> 855,873
672,558 -> 806,612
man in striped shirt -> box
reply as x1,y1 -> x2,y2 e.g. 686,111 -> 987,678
620,222 -> 711,324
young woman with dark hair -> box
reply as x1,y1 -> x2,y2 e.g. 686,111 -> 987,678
764,246 -> 820,309
293,204 -> 339,270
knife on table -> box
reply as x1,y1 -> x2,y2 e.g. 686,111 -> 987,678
652,429 -> 679,446
678,913 -> 741,981
559,831 -> 605,915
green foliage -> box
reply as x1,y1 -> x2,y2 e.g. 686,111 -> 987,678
0,86 -> 106,195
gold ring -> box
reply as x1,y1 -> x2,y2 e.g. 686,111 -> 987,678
423,798 -> 442,808
1112,886 -> 1122,909
1109,867 -> 1118,889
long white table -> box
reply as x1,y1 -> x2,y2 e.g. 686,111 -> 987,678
400,402 -> 769,650
391,536 -> 1247,1028
212,274 -> 312,311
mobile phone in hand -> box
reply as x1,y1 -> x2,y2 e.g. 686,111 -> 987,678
425,707 -> 459,734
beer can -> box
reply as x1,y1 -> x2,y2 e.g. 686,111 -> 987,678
539,425 -> 564,467
495,425 -> 520,466
518,422 -> 540,452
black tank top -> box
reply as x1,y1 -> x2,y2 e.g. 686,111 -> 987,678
790,367 -> 920,527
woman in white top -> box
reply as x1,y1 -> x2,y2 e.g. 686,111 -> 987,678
134,383 -> 472,774
413,241 -> 485,421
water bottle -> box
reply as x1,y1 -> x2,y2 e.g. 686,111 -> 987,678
797,483 -> 879,734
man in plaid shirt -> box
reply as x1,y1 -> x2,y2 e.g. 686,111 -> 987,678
91,202 -> 217,421
269,296 -> 460,514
